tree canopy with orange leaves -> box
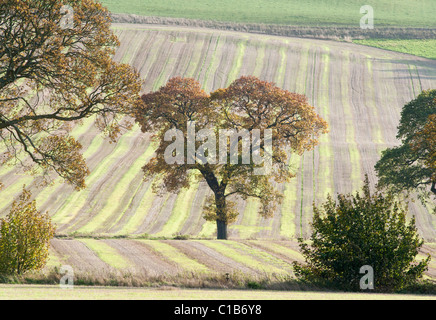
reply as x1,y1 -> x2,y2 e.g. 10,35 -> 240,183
0,0 -> 142,190
135,76 -> 328,239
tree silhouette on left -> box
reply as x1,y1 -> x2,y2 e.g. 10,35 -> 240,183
0,0 -> 142,190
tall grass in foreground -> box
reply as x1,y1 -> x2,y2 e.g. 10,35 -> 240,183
0,267 -> 301,290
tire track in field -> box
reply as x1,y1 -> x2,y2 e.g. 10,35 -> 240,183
197,34 -> 221,86
119,30 -> 149,65
154,180 -> 200,237
163,240 -> 234,273
226,38 -> 247,86
358,55 -> 390,189
140,193 -> 178,235
241,240 -> 304,264
169,32 -> 198,78
178,181 -> 210,236
313,47 -> 334,206
203,35 -> 222,91
104,239 -> 181,276
183,33 -> 209,78
49,239 -> 436,279
130,31 -> 163,89
219,241 -> 292,274
414,59 -> 436,91
212,34 -> 238,89
151,35 -> 183,91
93,138 -> 155,233
190,240 -> 260,275
140,32 -> 175,92
58,130 -> 150,233
342,51 -> 363,193
111,178 -> 155,235
299,46 -> 319,238
194,34 -> 216,82
237,37 -> 257,77
50,238 -> 111,273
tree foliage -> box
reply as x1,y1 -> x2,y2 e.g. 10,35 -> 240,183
375,90 -> 436,211
134,76 -> 328,239
0,0 -> 142,190
0,187 -> 55,275
293,176 -> 430,292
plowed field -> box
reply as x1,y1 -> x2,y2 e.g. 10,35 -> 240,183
1,24 -> 436,280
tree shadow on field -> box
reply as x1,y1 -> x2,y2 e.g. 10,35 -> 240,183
373,58 -> 436,81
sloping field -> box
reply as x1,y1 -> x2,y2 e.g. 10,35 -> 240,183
1,24 -> 436,243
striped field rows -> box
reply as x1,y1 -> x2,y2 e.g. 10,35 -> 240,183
47,238 -> 436,279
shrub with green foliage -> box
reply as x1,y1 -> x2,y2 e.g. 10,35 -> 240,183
0,187 -> 56,275
375,90 -> 436,211
293,176 -> 430,292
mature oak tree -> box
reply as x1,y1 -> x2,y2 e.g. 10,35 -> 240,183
134,76 -> 328,239
375,90 -> 436,212
0,0 -> 142,190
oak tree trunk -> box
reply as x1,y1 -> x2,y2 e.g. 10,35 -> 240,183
216,219 -> 228,240
215,191 -> 228,240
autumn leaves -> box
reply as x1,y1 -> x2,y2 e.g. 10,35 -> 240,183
0,0 -> 142,190
134,76 -> 328,239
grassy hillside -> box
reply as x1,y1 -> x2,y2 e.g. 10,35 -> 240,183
100,0 -> 436,27
1,25 -> 435,241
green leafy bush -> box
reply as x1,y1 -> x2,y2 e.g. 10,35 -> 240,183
0,187 -> 55,275
293,176 -> 430,292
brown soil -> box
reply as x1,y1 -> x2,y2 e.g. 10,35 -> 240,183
104,239 -> 181,276
50,238 -> 112,273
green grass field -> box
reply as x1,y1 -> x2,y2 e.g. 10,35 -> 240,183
353,39 -> 436,60
101,0 -> 436,27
